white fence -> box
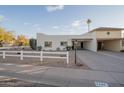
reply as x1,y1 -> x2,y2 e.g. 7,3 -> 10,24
0,50 -> 69,64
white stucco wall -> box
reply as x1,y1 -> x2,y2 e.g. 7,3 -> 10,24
96,30 -> 121,39
83,32 -> 97,52
37,33 -> 87,50
84,40 -> 97,52
121,30 -> 124,38
37,33 -> 69,50
103,40 -> 121,52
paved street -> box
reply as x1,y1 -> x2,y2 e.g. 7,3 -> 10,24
0,62 -> 122,87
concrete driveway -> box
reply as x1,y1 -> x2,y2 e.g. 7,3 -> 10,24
77,50 -> 124,72
77,50 -> 124,85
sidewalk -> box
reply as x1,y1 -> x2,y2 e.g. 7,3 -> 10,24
0,63 -> 122,87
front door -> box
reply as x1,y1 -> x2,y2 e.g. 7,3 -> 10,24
97,42 -> 102,50
72,41 -> 74,50
81,42 -> 83,49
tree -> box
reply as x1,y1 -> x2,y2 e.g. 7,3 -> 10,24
0,27 -> 29,47
4,31 -> 15,44
0,27 -> 15,46
16,35 -> 29,46
29,38 -> 37,50
0,28 -> 4,40
87,19 -> 92,32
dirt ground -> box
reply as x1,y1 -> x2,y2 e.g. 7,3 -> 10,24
0,50 -> 89,69
0,76 -> 56,87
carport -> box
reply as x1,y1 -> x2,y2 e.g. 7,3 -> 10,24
97,38 -> 124,52
72,38 -> 93,50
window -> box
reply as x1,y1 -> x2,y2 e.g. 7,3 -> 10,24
44,41 -> 52,47
60,41 -> 68,46
122,40 -> 124,47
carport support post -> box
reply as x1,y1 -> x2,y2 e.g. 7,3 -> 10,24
75,48 -> 76,64
74,40 -> 78,65
3,51 -> 5,59
20,50 -> 23,60
40,51 -> 43,62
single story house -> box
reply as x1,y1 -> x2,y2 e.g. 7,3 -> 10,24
37,27 -> 124,52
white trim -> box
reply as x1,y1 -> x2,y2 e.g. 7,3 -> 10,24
43,56 -> 67,59
43,51 -> 67,54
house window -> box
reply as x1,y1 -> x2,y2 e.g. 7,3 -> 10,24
122,40 -> 124,47
60,41 -> 68,46
44,41 -> 52,47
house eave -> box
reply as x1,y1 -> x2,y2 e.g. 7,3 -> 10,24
97,38 -> 124,41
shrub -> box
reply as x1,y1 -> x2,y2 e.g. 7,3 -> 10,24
29,38 -> 37,50
66,46 -> 72,51
37,46 -> 42,51
56,47 -> 60,51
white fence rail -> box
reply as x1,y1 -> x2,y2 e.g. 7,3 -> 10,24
0,51 -> 69,64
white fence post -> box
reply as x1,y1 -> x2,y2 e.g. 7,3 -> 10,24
20,50 -> 23,60
3,51 -> 5,59
40,51 -> 43,62
67,51 -> 69,64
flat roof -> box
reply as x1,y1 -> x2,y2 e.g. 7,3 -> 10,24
72,38 -> 93,41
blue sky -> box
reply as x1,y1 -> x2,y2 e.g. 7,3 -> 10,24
0,5 -> 124,38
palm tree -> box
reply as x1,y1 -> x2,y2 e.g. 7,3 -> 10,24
87,19 -> 92,32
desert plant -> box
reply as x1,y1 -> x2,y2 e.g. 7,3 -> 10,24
29,38 -> 37,50
37,46 -> 42,51
56,47 -> 60,51
66,46 -> 72,51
